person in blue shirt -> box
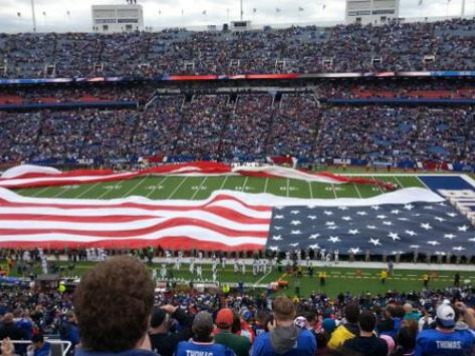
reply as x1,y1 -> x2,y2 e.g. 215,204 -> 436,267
251,297 -> 316,356
415,302 -> 475,356
175,311 -> 236,356
28,334 -> 51,356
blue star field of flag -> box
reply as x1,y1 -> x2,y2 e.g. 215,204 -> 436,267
266,202 -> 475,256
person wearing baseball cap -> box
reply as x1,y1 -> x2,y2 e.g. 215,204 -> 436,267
415,302 -> 475,355
175,311 -> 236,356
149,304 -> 193,356
215,308 -> 250,356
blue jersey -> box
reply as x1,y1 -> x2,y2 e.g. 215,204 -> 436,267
251,329 -> 316,356
175,341 -> 236,356
415,328 -> 475,356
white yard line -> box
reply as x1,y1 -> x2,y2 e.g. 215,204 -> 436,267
308,182 -> 314,199
372,176 -> 385,194
286,178 -> 290,198
241,176 -> 249,192
191,177 -> 208,200
73,183 -> 101,199
51,187 -> 70,198
415,176 -> 432,190
264,178 -> 269,193
462,174 -> 475,189
123,177 -> 148,197
254,269 -> 273,287
30,186 -> 52,197
97,187 -> 114,199
354,184 -> 363,199
331,184 -> 338,199
167,177 -> 189,199
146,177 -> 168,198
218,176 -> 229,191
394,176 -> 405,188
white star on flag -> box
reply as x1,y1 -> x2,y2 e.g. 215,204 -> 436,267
405,230 -> 417,236
328,236 -> 341,243
388,233 -> 400,241
369,238 -> 381,246
349,229 -> 360,235
421,223 -> 432,230
291,220 -> 302,226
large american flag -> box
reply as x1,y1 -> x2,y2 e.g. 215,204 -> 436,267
267,201 -> 475,256
0,185 -> 473,254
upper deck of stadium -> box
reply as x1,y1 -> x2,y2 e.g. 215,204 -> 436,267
1,17 -> 475,78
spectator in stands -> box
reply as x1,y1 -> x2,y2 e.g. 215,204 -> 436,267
174,311 -> 235,356
341,310 -> 388,356
327,303 -> 360,350
58,311 -> 80,355
251,296 -> 316,356
149,304 -> 193,356
214,308 -> 251,356
0,313 -> 27,354
414,302 -> 475,355
73,256 -> 155,356
27,334 -> 51,356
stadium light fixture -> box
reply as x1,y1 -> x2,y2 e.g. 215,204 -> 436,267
30,0 -> 37,32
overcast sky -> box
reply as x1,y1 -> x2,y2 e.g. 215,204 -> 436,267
0,0 -> 474,33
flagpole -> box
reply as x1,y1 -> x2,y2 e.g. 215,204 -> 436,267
240,0 -> 243,21
30,0 -> 37,32
461,0 -> 466,16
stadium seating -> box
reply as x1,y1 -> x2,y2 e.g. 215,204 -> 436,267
1,19 -> 475,78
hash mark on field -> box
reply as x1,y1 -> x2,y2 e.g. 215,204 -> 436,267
167,177 -> 189,199
73,183 -> 101,199
191,177 -> 208,200
123,177 -> 148,197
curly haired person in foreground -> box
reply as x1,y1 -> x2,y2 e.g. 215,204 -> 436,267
73,256 -> 156,356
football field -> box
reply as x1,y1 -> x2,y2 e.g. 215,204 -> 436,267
14,174 -> 425,200
9,173 -> 475,297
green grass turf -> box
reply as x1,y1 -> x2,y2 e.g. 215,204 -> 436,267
15,174 -> 426,201
3,261 -> 472,298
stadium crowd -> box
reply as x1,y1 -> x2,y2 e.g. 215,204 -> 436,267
0,94 -> 473,165
1,18 -> 475,78
2,256 -> 475,356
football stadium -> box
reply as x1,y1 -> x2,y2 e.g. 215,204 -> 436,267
1,0 -> 475,354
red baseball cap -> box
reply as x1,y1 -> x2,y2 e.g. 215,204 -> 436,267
216,308 -> 234,327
